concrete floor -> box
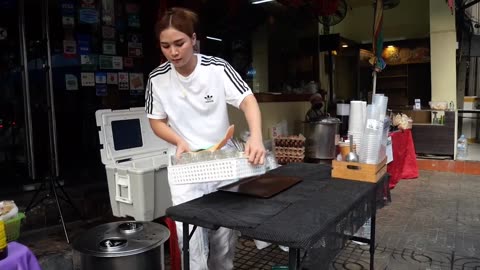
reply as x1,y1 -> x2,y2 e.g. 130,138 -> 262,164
466,143 -> 480,161
9,170 -> 480,270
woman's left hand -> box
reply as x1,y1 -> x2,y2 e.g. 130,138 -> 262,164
244,136 -> 266,165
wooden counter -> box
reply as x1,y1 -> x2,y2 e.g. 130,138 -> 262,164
410,110 -> 454,156
391,109 -> 455,156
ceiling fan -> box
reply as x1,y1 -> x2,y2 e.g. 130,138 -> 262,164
317,0 -> 348,34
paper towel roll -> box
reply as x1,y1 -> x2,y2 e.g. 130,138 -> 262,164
348,101 -> 366,133
337,104 -> 350,116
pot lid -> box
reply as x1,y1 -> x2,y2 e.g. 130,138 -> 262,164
319,116 -> 341,123
73,221 -> 170,257
305,116 -> 341,124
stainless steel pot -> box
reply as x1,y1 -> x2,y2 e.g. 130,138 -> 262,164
303,117 -> 341,159
73,221 -> 170,270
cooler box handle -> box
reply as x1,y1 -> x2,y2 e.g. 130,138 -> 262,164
115,173 -> 133,204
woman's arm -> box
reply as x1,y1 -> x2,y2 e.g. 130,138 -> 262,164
239,95 -> 265,165
149,118 -> 190,158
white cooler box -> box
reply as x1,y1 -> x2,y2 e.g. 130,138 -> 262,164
96,107 -> 172,221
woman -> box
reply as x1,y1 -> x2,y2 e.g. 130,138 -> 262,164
145,7 -> 265,270
305,93 -> 325,122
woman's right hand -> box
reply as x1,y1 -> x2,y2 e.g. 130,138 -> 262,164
175,140 -> 191,159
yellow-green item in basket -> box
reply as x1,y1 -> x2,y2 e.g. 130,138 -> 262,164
5,212 -> 25,242
0,224 -> 6,260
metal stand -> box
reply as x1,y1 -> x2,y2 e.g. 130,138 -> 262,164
25,177 -> 81,243
21,0 -> 81,244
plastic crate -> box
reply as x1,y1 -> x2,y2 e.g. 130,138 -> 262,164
5,212 -> 25,242
168,157 -> 266,185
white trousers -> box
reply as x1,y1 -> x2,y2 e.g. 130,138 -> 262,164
169,179 -> 238,270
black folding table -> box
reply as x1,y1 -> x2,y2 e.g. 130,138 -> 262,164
166,163 -> 390,270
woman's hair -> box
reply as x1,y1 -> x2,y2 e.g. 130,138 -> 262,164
155,7 -> 198,39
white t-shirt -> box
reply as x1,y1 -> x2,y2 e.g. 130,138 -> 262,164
145,54 -> 252,151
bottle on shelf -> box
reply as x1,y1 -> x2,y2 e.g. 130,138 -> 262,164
457,134 -> 468,160
432,111 -> 439,124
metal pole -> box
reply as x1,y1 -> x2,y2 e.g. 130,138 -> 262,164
369,189 -> 377,270
41,0 -> 70,243
372,71 -> 377,97
51,178 -> 70,243
183,223 -> 190,270
328,50 -> 334,110
18,0 -> 36,180
288,248 -> 299,270
42,0 -> 60,177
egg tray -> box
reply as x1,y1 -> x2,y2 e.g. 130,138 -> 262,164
274,146 -> 305,156
276,156 -> 304,165
273,135 -> 306,148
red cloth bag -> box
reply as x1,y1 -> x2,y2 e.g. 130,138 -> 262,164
387,129 -> 419,189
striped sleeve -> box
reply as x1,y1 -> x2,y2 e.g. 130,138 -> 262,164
145,77 -> 166,120
220,59 -> 252,108
145,63 -> 170,119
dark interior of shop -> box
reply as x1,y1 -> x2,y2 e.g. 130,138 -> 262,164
0,0 -> 334,194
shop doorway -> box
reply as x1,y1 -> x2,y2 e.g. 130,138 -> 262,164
0,0 -> 160,195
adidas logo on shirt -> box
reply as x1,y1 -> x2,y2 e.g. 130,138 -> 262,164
204,94 -> 214,103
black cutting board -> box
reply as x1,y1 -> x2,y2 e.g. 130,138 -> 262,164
218,174 -> 302,198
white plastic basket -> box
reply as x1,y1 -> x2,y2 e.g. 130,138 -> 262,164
168,157 -> 266,185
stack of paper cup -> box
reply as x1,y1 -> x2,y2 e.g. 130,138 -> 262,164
373,94 -> 388,120
348,101 -> 366,151
359,105 -> 382,164
375,95 -> 389,162
358,95 -> 389,164
378,116 -> 391,163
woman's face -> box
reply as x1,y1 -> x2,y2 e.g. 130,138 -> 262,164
159,27 -> 196,70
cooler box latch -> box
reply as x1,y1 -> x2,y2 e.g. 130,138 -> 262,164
115,172 -> 132,204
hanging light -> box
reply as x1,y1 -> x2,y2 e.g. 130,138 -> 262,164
251,0 -> 275,5
206,36 -> 223,42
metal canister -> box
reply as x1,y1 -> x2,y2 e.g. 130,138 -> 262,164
303,116 -> 341,160
72,221 -> 170,270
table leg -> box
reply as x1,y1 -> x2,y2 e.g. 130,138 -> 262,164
288,248 -> 299,270
183,223 -> 190,270
370,191 -> 377,270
